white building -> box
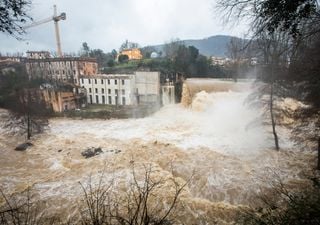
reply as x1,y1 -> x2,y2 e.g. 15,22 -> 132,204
80,71 -> 160,106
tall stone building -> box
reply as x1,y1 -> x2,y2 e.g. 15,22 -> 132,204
25,51 -> 98,85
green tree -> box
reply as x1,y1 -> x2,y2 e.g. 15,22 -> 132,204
118,54 -> 129,63
89,49 -> 107,67
111,49 -> 118,60
119,40 -> 139,51
141,46 -> 156,59
81,42 -> 90,57
107,59 -> 115,67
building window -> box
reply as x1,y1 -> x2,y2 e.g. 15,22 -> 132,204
122,97 -> 126,105
122,79 -> 125,85
122,89 -> 125,95
96,95 -> 99,104
115,96 -> 118,105
102,88 -> 104,94
108,89 -> 111,94
89,88 -> 92,93
89,95 -> 92,104
108,96 -> 112,104
95,88 -> 98,93
115,80 -> 117,85
102,96 -> 105,104
81,78 -> 84,84
115,89 -> 118,96
89,79 -> 91,84
101,79 -> 104,84
95,79 -> 97,84
108,79 -> 110,85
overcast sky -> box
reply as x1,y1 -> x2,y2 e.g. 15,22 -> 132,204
0,0 -> 249,55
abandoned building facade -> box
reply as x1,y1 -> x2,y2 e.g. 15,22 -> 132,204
41,84 -> 87,112
24,51 -> 98,85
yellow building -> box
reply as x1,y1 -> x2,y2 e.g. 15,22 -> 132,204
119,48 -> 143,60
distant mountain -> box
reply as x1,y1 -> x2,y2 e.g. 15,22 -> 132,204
147,35 -> 241,57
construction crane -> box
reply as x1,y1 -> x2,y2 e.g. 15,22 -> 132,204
24,5 -> 66,57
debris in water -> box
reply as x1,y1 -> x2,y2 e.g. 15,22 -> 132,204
15,142 -> 33,151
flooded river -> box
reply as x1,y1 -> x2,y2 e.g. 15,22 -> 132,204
0,79 -> 316,223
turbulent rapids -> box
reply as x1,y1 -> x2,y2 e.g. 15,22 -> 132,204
0,79 -> 316,223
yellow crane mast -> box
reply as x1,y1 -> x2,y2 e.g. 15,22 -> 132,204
24,5 -> 66,57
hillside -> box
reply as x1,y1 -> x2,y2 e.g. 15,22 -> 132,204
148,35 -> 241,57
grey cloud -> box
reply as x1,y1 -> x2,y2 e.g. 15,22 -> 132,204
0,0 -> 248,54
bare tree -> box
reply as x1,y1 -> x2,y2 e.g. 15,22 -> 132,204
236,173 -> 320,225
217,0 -> 320,38
0,188 -> 57,225
226,37 -> 247,81
78,163 -> 190,225
5,88 -> 50,140
163,39 -> 184,60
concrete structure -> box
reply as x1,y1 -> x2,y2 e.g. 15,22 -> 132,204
135,71 -> 160,104
80,71 -> 160,106
118,48 -> 143,60
25,55 -> 98,85
161,82 -> 175,105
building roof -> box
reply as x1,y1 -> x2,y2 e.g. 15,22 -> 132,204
120,48 -> 141,52
24,57 -> 97,63
80,74 -> 134,79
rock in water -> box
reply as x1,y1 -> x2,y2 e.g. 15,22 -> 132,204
81,147 -> 103,158
15,142 -> 33,151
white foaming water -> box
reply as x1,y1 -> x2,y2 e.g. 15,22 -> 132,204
50,90 -> 274,156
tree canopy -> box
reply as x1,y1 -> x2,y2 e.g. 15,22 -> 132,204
219,0 -> 320,37
0,0 -> 32,37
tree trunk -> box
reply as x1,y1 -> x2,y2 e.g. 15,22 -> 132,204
27,113 -> 31,140
270,63 -> 279,151
317,137 -> 320,170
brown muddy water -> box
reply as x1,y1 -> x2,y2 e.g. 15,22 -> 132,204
0,79 -> 317,224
